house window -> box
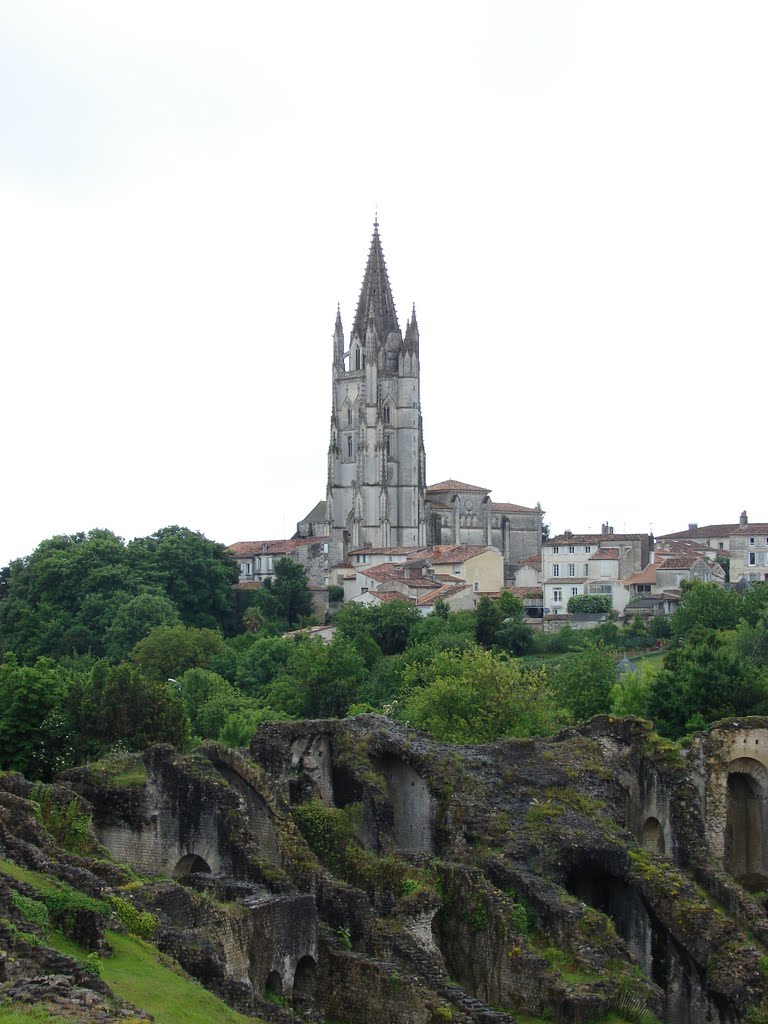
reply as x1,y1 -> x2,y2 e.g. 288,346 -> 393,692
749,552 -> 757,565
601,562 -> 610,577
553,588 -> 562,602
552,564 -> 560,577
585,546 -> 592,553
553,546 -> 560,554
750,537 -> 755,545
719,542 -> 724,550
361,586 -> 368,594
568,545 -> 575,554
583,564 -> 589,575
571,587 -> 579,597
266,557 -> 273,572
383,404 -> 390,423
568,564 -> 575,577
473,581 -> 479,592
347,436 -> 352,458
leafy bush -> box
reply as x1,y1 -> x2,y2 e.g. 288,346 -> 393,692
567,595 -> 612,614
30,785 -> 94,856
10,891 -> 50,933
108,895 -> 157,939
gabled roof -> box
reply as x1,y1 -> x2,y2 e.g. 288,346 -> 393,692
518,555 -> 542,569
731,524 -> 768,535
623,565 -> 657,586
352,220 -> 400,343
657,555 -> 704,570
589,548 -> 620,560
416,583 -> 469,606
427,479 -> 490,494
430,545 -> 494,565
228,537 -> 329,557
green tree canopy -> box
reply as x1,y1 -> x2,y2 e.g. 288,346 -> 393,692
402,647 -> 568,743
553,644 -> 616,722
130,624 -> 226,682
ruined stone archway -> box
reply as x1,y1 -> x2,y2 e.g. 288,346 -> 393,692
292,955 -> 317,1007
725,757 -> 768,886
371,753 -> 433,852
642,817 -> 666,856
172,854 -> 212,878
265,970 -> 283,999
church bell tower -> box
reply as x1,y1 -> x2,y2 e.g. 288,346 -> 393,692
325,221 -> 427,562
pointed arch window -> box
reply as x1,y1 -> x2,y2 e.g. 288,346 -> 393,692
384,435 -> 391,457
347,436 -> 352,458
355,348 -> 361,370
383,404 -> 391,424
347,407 -> 352,426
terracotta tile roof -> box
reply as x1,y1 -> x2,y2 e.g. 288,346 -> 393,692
416,583 -> 469,605
656,524 -> 740,540
519,555 -> 542,568
731,524 -> 768,535
547,534 -> 647,545
356,564 -> 403,581
657,556 -> 702,570
233,581 -> 265,590
380,576 -> 442,590
373,591 -> 414,604
491,502 -> 539,514
430,545 -> 493,565
427,479 -> 490,493
506,586 -> 543,598
349,546 -> 428,556
589,548 -> 620,560
544,577 -> 588,585
229,537 -> 329,557
623,565 -> 657,585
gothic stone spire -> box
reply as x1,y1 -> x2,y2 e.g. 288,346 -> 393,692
352,220 -> 400,344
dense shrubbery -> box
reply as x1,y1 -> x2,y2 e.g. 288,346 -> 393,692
3,526 -> 768,770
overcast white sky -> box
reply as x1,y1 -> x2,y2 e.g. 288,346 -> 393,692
1,1 -> 766,566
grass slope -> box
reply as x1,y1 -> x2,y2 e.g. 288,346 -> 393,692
0,860 -> 260,1024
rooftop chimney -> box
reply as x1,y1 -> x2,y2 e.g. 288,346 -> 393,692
740,510 -> 748,527
688,523 -> 698,531
601,523 -> 614,536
